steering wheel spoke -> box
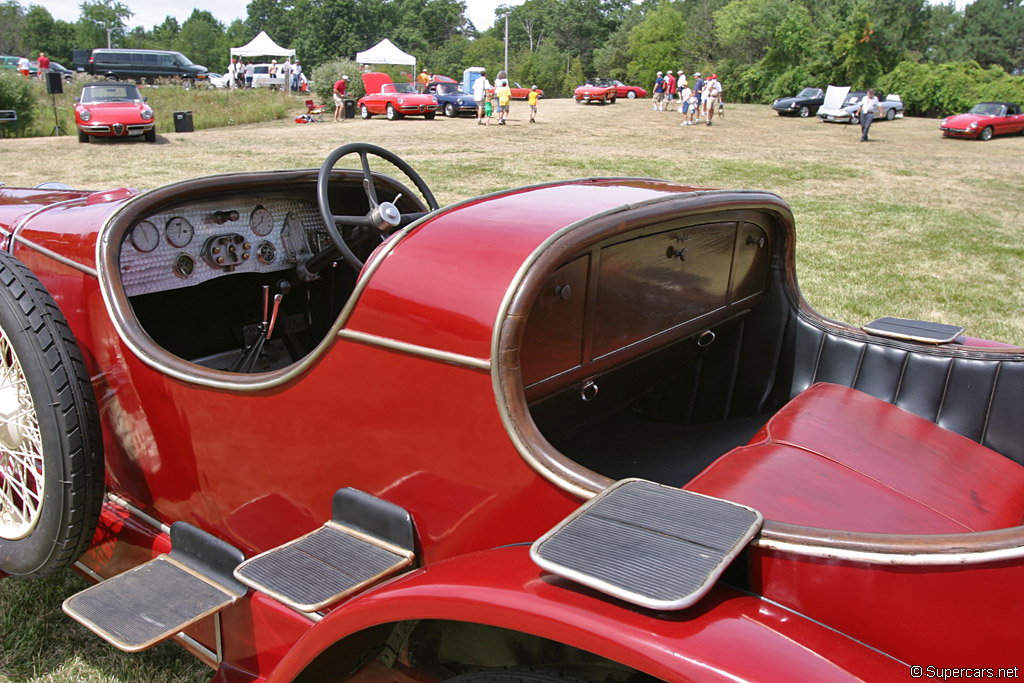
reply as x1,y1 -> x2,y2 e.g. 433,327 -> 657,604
316,143 -> 439,272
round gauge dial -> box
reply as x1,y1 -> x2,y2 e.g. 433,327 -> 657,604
256,240 -> 276,265
250,206 -> 274,236
165,217 -> 194,248
173,253 -> 195,279
130,220 -> 160,253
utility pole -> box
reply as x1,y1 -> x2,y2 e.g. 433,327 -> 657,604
503,11 -> 509,75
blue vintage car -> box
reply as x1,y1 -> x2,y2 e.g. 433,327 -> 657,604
426,80 -> 477,117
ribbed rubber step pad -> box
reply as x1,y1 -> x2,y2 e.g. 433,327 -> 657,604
63,556 -> 240,652
531,478 -> 763,610
233,522 -> 414,612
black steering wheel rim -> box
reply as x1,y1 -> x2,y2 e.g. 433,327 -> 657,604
316,143 -> 439,272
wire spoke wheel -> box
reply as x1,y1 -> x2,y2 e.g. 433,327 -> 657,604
0,330 -> 44,540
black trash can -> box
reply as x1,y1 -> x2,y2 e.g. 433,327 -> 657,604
343,99 -> 356,119
173,110 -> 194,133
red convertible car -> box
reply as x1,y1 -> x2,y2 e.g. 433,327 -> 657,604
357,72 -> 437,120
1,142 -> 1023,682
573,81 -> 616,105
940,101 -> 1024,140
74,81 -> 156,143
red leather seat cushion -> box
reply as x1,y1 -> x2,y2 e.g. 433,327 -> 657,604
685,383 -> 1024,533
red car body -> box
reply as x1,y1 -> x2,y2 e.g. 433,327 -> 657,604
1,144 -> 1023,682
607,79 -> 647,99
573,82 -> 616,104
507,82 -> 543,100
74,82 -> 156,143
940,101 -> 1024,140
357,72 -> 437,120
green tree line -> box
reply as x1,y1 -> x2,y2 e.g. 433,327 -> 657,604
2,0 -> 1021,106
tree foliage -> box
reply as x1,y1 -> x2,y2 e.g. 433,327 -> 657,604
1,0 -> 1021,105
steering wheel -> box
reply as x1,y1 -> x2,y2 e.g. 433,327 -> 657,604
316,143 -> 439,271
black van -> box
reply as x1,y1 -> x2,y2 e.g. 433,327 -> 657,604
76,49 -> 209,87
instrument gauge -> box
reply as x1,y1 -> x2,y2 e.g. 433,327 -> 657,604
165,217 -> 194,248
130,220 -> 160,253
250,206 -> 274,236
256,240 -> 276,265
173,253 -> 195,279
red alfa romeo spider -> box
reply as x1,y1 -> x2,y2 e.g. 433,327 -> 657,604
357,72 -> 437,121
74,81 -> 156,143
940,101 -> 1024,140
0,143 -> 1022,682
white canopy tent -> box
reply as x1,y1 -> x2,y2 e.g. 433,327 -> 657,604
230,31 -> 295,59
356,39 -> 416,73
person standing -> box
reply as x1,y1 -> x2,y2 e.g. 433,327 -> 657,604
704,74 -> 722,126
416,68 -> 429,93
333,75 -> 348,122
678,83 -> 693,124
855,88 -> 881,141
473,69 -> 491,125
17,55 -> 30,79
245,61 -> 254,88
692,72 -> 705,122
664,71 -> 676,111
37,52 -> 50,81
226,58 -> 236,89
292,60 -> 302,91
496,81 -> 511,124
676,71 -> 687,111
652,71 -> 664,111
527,85 -> 540,123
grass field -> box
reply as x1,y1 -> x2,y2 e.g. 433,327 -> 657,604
1,96 -> 1022,683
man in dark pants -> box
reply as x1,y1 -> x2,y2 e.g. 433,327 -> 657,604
856,88 -> 881,142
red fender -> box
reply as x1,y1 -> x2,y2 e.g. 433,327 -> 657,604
266,545 -> 902,682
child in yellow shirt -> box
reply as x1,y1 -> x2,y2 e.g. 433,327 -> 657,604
497,84 -> 512,124
527,85 -> 540,123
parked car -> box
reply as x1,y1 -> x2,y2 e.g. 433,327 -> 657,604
425,80 -> 476,117
574,81 -> 617,104
0,55 -> 35,76
817,87 -> 904,123
1,141 -> 1022,681
250,63 -> 292,90
358,72 -> 437,120
73,48 -> 208,88
73,81 -> 155,143
940,102 -> 1024,140
36,59 -> 74,83
771,87 -> 825,117
592,78 -> 647,99
507,82 -> 544,99
206,72 -> 231,89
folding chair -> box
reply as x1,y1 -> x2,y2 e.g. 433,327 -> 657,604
305,99 -> 326,122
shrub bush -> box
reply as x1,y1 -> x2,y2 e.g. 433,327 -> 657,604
0,71 -> 38,136
312,59 -> 365,111
880,61 -> 1024,117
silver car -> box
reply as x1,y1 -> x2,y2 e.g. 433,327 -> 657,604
817,88 -> 904,123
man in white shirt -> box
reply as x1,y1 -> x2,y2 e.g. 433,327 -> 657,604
855,88 -> 881,142
473,70 -> 491,125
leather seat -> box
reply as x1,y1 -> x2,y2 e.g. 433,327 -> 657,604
685,383 -> 1024,534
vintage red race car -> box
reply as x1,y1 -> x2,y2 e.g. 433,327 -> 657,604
74,81 -> 156,143
573,81 -> 616,105
940,101 -> 1024,140
357,72 -> 437,120
1,142 -> 1023,682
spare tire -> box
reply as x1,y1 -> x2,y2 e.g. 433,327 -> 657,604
0,250 -> 103,577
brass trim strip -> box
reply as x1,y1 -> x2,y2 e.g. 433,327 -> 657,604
13,234 -> 98,277
337,329 -> 490,371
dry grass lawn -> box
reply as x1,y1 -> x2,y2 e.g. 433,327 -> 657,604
0,96 -> 1023,683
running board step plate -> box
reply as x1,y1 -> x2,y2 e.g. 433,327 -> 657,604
530,478 -> 763,611
63,523 -> 246,652
233,488 -> 416,612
